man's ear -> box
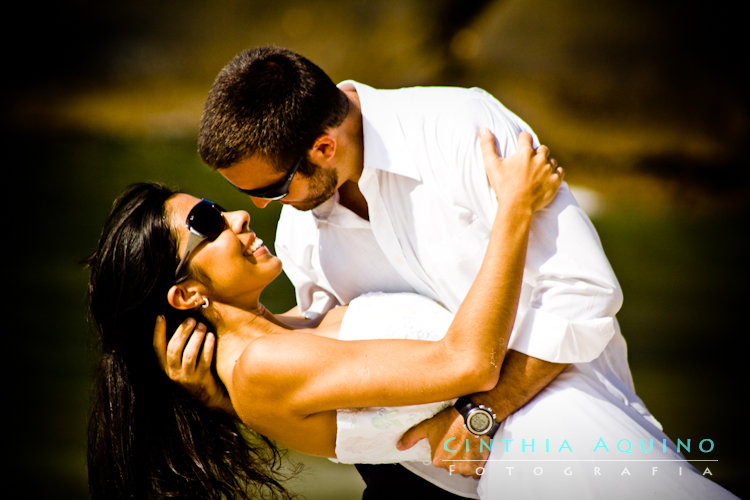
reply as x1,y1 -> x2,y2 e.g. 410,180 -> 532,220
167,284 -> 203,311
309,134 -> 337,164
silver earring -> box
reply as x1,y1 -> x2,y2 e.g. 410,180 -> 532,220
201,297 -> 209,309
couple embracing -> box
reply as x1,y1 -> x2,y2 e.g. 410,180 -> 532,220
86,46 -> 736,499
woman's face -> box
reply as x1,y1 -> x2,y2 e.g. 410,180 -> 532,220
167,194 -> 283,305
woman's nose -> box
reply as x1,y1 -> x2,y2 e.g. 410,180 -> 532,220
226,210 -> 251,234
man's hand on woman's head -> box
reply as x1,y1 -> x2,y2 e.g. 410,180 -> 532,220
152,315 -> 236,417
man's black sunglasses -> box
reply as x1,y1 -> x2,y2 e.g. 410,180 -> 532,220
174,199 -> 226,280
231,156 -> 302,200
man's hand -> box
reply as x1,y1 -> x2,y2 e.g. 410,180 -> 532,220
153,315 -> 236,416
397,351 -> 568,476
397,406 -> 490,477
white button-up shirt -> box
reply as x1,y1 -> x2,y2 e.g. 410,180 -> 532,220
275,81 -> 622,364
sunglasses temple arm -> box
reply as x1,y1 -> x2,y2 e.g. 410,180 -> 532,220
174,229 -> 205,278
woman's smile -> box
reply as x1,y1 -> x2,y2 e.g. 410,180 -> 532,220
166,193 -> 284,299
244,235 -> 266,257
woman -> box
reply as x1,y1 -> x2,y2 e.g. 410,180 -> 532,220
86,131 -> 561,498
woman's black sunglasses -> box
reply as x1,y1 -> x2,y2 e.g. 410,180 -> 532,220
231,156 -> 302,200
174,199 -> 226,280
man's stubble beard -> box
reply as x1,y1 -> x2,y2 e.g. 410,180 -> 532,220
291,160 -> 340,212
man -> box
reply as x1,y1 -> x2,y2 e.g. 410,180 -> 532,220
167,46 -> 622,498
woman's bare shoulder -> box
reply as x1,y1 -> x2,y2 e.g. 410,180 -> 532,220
230,332 -> 339,423
233,331 -> 334,388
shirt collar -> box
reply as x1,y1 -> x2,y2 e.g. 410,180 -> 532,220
339,80 -> 422,182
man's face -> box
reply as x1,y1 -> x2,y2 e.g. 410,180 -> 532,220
220,155 -> 338,211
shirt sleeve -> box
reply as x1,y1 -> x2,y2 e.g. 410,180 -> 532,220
509,185 -> 623,363
438,91 -> 623,363
274,207 -> 340,321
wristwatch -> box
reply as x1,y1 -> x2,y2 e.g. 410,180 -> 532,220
454,395 -> 500,437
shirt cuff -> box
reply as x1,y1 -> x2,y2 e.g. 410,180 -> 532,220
298,288 -> 339,322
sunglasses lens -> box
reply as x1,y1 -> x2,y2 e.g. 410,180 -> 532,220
188,200 -> 225,239
232,156 -> 300,199
237,180 -> 289,199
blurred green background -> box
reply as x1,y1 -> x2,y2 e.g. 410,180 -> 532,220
6,0 -> 748,498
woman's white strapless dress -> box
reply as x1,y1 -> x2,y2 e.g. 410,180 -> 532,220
333,293 -> 738,500
335,293 -> 456,464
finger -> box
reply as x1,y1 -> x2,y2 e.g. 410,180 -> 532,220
166,317 -> 196,371
396,421 -> 427,450
536,144 -> 550,161
152,315 -> 168,372
478,128 -> 499,158
451,463 -> 482,478
516,131 -> 533,151
182,322 -> 207,369
199,332 -> 216,374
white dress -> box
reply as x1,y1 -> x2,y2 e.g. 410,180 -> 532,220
334,293 -> 738,500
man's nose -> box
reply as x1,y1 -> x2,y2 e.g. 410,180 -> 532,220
250,197 -> 273,209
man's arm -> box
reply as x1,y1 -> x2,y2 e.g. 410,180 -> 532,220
395,102 -> 593,472
398,351 -> 566,475
436,94 -> 622,364
470,350 -> 568,423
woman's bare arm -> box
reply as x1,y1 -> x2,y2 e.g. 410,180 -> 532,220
231,131 -> 562,421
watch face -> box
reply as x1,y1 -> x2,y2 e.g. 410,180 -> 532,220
468,410 -> 492,434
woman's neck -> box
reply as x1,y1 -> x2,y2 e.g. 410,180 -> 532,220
211,302 -> 291,391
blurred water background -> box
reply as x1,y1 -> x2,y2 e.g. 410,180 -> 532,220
6,0 -> 748,498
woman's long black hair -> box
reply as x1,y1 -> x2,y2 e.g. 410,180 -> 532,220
85,182 -> 295,499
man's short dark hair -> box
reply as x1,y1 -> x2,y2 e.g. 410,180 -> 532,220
198,46 -> 350,174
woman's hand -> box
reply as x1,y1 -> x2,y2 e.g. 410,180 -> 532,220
153,316 -> 236,416
480,129 -> 563,213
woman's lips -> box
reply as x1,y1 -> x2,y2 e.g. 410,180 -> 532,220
245,236 -> 265,256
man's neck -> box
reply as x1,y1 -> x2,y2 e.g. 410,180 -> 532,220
339,87 -> 365,180
335,86 -> 369,220
338,180 -> 369,221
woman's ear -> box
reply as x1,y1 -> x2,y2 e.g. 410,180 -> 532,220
167,284 -> 203,311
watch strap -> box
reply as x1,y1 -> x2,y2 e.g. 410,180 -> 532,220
454,395 -> 476,419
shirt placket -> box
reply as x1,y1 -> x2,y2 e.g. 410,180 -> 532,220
359,167 -> 438,300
